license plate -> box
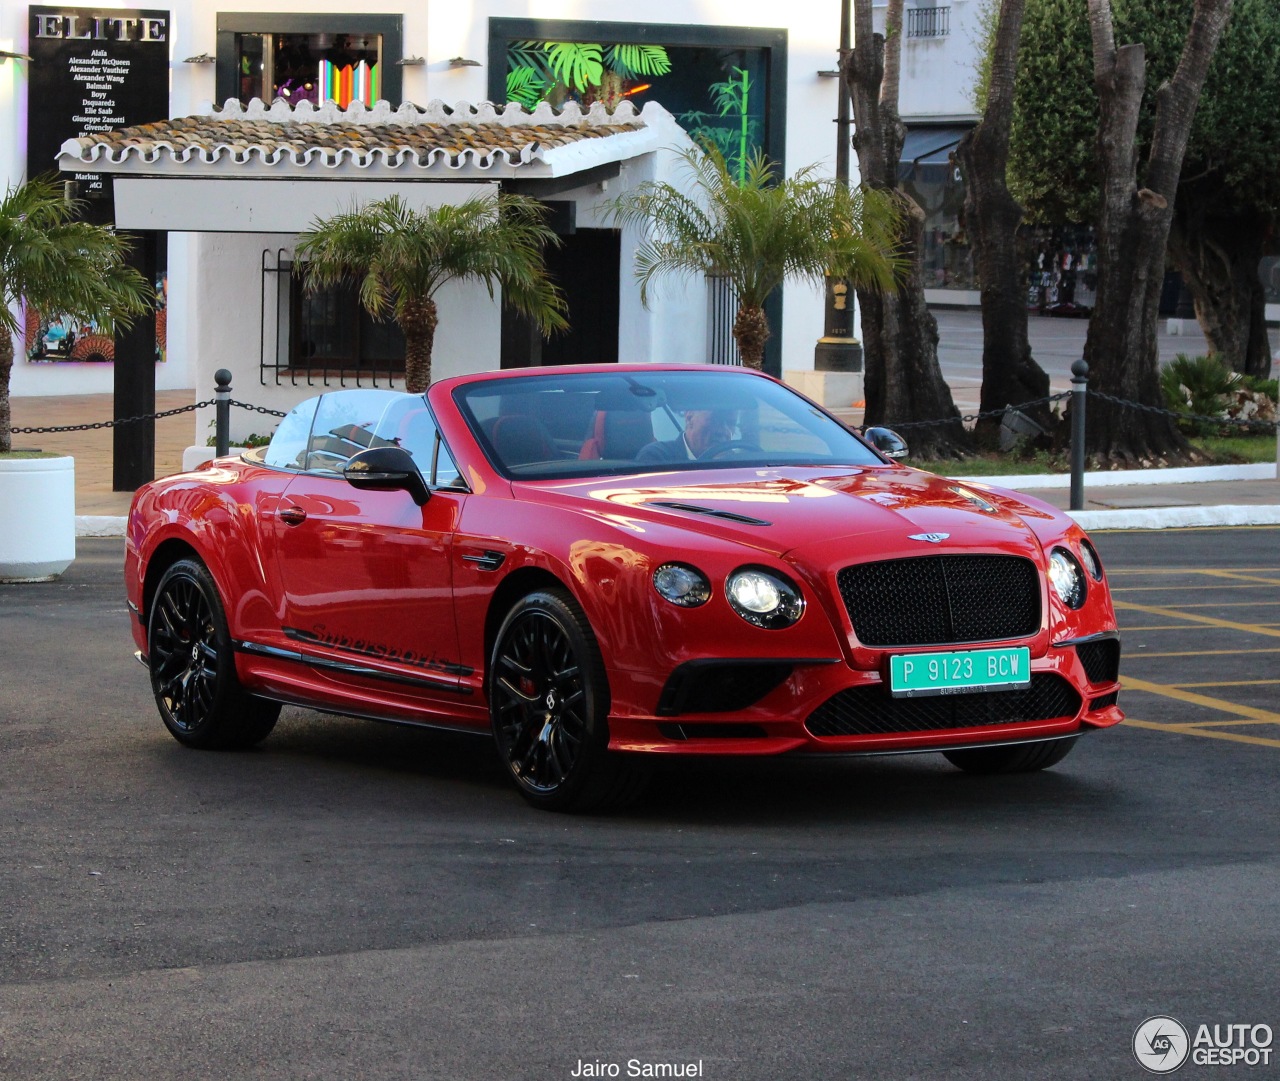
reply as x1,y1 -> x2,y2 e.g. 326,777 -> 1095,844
889,646 -> 1032,698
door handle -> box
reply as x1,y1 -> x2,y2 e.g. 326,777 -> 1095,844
279,505 -> 307,525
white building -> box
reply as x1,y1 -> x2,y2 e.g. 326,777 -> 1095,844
2,1 -> 984,442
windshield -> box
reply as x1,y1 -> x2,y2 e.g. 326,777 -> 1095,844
453,370 -> 883,479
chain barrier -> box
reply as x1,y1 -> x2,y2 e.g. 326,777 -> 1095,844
230,399 -> 288,418
1086,388 -> 1279,433
883,392 -> 1072,433
11,399 -> 218,435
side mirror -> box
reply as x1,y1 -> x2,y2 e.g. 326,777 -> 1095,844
863,426 -> 910,460
343,446 -> 430,505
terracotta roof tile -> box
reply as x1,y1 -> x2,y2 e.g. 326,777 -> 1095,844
59,99 -> 654,175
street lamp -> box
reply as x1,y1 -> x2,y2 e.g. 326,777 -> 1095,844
814,0 -> 863,376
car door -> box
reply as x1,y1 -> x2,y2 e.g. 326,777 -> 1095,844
270,392 -> 468,701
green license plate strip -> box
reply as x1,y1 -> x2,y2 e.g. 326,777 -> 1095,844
889,646 -> 1032,698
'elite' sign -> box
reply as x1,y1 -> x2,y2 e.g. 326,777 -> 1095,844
26,6 -> 171,202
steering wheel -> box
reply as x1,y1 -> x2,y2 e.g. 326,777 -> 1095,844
697,439 -> 765,460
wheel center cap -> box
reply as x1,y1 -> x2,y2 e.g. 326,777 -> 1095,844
191,644 -> 200,662
545,689 -> 558,711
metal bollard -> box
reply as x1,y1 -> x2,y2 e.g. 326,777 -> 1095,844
1070,359 -> 1088,511
215,369 -> 232,457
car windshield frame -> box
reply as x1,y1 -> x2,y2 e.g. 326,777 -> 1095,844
452,369 -> 885,480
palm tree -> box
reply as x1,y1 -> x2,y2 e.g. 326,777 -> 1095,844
607,145 -> 904,369
295,193 -> 569,393
1,176 -> 152,453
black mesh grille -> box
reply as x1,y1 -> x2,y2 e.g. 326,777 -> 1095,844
805,674 -> 1081,738
1076,638 -> 1121,684
1089,691 -> 1119,711
837,555 -> 1041,646
656,661 -> 793,716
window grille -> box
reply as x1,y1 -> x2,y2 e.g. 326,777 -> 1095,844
906,7 -> 950,38
706,273 -> 742,365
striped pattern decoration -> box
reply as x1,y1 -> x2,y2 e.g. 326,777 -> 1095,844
318,60 -> 380,107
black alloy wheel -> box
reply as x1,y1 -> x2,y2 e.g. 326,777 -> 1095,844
943,735 -> 1078,774
148,558 -> 280,750
489,589 -> 645,812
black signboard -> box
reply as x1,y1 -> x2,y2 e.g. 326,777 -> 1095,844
26,6 -> 171,203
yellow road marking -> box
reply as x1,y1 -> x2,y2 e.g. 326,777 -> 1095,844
1124,719 -> 1280,749
1171,680 -> 1280,689
1121,675 -> 1280,723
1196,569 -> 1280,586
1109,564 -> 1280,574
1113,600 -> 1280,639
1170,601 -> 1280,609
1114,584 -> 1277,592
1125,648 -> 1280,658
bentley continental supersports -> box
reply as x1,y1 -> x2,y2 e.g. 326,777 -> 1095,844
127,365 -> 1122,810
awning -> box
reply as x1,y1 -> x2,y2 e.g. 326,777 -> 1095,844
900,125 -> 970,166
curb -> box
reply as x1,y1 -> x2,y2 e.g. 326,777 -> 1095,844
953,462 -> 1276,491
1068,505 -> 1280,531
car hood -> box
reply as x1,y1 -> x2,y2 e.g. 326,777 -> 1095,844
528,466 -> 1062,561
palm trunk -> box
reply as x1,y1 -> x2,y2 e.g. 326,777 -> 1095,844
0,329 -> 14,454
849,0 -> 969,459
1082,0 -> 1230,465
400,296 -> 438,394
733,305 -> 770,370
954,0 -> 1052,449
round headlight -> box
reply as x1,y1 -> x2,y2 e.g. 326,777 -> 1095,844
1048,548 -> 1087,609
726,567 -> 804,629
653,562 -> 711,607
1079,538 -> 1103,581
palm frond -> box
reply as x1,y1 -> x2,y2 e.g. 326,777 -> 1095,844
544,42 -> 604,94
604,44 -> 672,78
604,145 -> 905,317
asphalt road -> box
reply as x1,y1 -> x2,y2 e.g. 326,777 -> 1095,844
1,532 -> 1278,1080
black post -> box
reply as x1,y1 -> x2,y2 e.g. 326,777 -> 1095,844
112,230 -> 158,491
215,369 -> 232,457
1070,358 -> 1088,511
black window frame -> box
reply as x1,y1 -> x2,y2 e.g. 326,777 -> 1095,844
216,12 -> 404,106
287,271 -> 406,379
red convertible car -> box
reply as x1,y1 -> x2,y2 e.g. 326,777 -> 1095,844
126,365 -> 1122,810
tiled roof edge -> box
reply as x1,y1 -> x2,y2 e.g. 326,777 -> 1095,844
203,97 -> 643,128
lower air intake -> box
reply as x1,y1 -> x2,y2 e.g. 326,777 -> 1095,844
805,673 -> 1082,738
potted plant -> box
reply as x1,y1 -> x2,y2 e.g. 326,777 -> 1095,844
0,176 -> 151,581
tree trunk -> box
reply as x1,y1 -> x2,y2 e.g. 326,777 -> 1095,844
0,329 -> 13,454
954,0 -> 1052,449
401,296 -> 438,394
1082,0 -> 1231,465
733,305 -> 770,370
848,0 -> 969,458
1167,198 -> 1271,378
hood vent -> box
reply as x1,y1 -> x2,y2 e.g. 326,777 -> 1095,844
648,501 -> 772,527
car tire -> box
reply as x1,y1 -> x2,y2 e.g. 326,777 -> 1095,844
147,557 -> 280,750
943,736 -> 1078,775
489,588 -> 647,812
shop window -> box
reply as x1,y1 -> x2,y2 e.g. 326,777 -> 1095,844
488,20 -> 786,181
216,14 -> 403,107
